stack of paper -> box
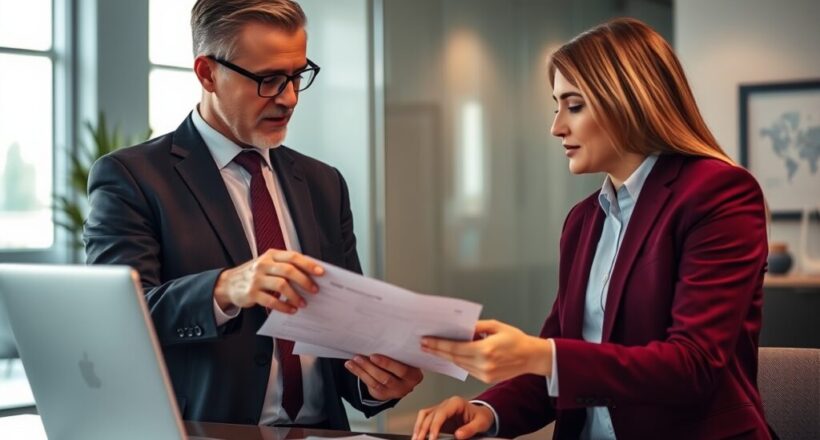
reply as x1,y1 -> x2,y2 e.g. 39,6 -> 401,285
257,261 -> 482,380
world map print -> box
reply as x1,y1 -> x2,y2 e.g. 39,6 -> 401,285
759,111 -> 820,183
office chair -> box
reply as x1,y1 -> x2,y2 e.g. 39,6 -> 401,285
0,298 -> 19,376
757,347 -> 820,439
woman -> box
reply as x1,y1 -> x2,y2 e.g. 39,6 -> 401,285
414,18 -> 771,440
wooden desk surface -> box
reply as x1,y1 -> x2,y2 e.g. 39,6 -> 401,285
764,274 -> 820,288
185,421 -> 414,440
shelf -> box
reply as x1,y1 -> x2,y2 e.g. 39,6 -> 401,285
764,274 -> 820,288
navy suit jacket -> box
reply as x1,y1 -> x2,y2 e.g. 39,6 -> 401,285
84,114 -> 395,428
477,154 -> 771,439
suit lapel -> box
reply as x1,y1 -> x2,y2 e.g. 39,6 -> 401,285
270,147 -> 321,259
170,116 -> 252,266
563,202 -> 605,339
601,154 -> 682,341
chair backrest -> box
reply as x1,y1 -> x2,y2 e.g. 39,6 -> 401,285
0,296 -> 18,359
757,347 -> 820,439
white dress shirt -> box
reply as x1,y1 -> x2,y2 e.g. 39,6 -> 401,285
549,154 -> 658,439
191,108 -> 326,426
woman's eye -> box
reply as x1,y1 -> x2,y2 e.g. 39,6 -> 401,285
568,104 -> 584,113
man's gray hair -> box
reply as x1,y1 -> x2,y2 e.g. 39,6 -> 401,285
191,0 -> 307,60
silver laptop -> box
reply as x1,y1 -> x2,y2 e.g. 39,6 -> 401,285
0,264 -> 189,440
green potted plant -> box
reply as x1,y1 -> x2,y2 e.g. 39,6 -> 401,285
54,113 -> 151,252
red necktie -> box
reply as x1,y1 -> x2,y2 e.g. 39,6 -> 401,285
233,151 -> 303,422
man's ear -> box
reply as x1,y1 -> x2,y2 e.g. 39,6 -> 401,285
194,56 -> 217,93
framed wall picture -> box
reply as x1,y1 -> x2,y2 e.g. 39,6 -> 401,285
739,79 -> 820,219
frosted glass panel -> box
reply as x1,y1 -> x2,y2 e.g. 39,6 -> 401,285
149,0 -> 196,67
149,68 -> 201,135
288,0 -> 373,276
0,54 -> 53,249
380,0 -> 672,435
0,0 -> 51,51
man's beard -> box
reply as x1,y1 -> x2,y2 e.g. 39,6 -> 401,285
251,128 -> 287,150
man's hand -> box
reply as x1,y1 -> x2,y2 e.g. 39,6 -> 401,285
421,319 -> 553,383
344,354 -> 423,401
414,396 -> 494,440
213,249 -> 324,314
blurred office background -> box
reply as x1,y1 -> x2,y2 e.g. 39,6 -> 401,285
1,0 -> 819,435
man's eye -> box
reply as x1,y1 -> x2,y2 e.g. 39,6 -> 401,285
262,76 -> 283,85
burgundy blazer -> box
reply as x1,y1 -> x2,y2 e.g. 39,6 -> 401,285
477,154 -> 771,439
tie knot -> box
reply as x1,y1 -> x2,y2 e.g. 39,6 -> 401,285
233,151 -> 265,176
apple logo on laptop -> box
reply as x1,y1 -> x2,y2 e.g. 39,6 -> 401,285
79,352 -> 102,388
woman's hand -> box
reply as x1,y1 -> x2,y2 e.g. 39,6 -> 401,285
421,319 -> 553,383
413,396 -> 494,440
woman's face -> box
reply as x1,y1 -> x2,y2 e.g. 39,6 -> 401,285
550,69 -> 620,177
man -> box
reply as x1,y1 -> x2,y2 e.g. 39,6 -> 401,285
84,0 -> 422,429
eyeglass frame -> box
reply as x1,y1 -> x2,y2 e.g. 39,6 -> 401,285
207,55 -> 321,98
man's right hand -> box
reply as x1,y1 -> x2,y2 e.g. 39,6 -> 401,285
413,396 -> 494,440
213,249 -> 324,314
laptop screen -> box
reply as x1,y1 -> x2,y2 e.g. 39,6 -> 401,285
0,264 -> 187,440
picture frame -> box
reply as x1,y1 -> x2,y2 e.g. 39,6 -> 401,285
739,79 -> 820,220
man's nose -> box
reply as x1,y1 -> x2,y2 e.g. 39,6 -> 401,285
274,80 -> 298,107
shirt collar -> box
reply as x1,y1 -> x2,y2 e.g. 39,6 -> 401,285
597,154 -> 659,215
190,106 -> 272,170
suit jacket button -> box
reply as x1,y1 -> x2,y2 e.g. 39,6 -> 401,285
177,328 -> 185,338
254,353 -> 270,366
186,327 -> 194,337
194,326 -> 202,337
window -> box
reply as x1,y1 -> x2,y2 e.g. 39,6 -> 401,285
0,0 -> 56,415
149,0 -> 200,135
0,0 -> 54,250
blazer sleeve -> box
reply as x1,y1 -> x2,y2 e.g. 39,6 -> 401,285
470,203 -> 585,438
84,154 -> 223,346
473,301 -> 561,438
552,165 -> 767,409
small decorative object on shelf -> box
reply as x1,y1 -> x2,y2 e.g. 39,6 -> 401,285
799,205 -> 820,274
767,242 -> 793,275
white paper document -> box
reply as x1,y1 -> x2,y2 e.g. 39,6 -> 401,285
257,261 -> 482,380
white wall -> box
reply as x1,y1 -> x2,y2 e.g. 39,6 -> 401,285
675,0 -> 820,265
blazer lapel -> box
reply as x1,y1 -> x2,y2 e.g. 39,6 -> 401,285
601,154 -> 682,341
563,202 -> 605,339
170,116 -> 252,266
270,147 -> 321,259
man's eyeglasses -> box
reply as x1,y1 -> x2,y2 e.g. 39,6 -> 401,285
208,56 -> 320,98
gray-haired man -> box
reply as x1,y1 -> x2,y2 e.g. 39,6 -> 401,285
85,0 -> 422,428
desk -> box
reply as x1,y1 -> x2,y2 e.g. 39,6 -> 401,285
0,416 -> 417,440
186,421 -> 413,440
763,274 -> 820,288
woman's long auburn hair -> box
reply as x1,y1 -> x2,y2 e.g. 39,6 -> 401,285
548,18 -> 733,165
